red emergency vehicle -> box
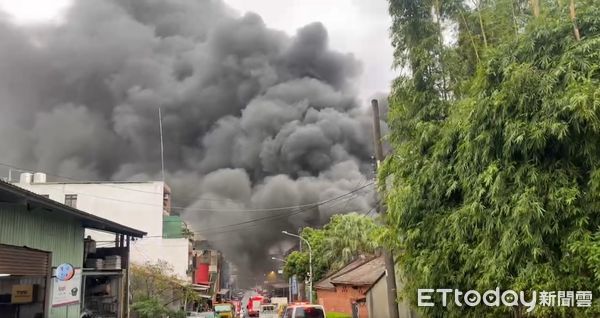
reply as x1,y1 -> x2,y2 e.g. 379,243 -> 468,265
246,295 -> 265,317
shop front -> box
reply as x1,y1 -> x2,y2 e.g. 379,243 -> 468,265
81,242 -> 131,318
0,245 -> 50,318
0,181 -> 145,318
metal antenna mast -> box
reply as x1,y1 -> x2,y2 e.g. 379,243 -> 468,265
159,107 -> 165,183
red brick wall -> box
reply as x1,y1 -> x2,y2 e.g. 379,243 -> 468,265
316,285 -> 369,318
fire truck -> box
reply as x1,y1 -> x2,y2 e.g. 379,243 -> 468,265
246,295 -> 265,317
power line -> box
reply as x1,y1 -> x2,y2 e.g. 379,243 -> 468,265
167,178 -> 370,216
131,243 -> 153,263
189,182 -> 374,234
339,178 -> 367,213
195,198 -> 350,236
75,185 -> 372,213
138,182 -> 373,238
194,195 -> 364,237
191,195 -> 377,244
365,206 -> 377,217
0,161 -> 375,213
0,161 -> 238,204
363,197 -> 381,218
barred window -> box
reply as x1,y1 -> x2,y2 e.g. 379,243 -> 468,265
64,194 -> 77,208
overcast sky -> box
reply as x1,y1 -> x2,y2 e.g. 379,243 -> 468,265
0,0 -> 396,103
224,0 -> 397,102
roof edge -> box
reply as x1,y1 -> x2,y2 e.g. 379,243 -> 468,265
0,181 -> 146,237
363,272 -> 386,294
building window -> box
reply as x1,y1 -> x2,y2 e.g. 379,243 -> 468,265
64,194 -> 77,208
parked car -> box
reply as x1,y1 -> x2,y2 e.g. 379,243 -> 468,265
281,304 -> 325,318
258,304 -> 278,318
231,300 -> 242,317
214,303 -> 235,318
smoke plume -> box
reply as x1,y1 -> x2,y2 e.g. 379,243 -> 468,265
0,0 -> 379,277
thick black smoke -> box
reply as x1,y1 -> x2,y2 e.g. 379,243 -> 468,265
0,0 -> 378,277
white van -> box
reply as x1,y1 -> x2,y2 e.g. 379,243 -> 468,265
258,304 -> 278,318
282,304 -> 326,318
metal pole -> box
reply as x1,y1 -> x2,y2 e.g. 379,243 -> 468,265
300,238 -> 313,304
282,231 -> 312,304
298,227 -> 302,251
371,99 -> 400,318
159,107 -> 165,184
126,235 -> 131,318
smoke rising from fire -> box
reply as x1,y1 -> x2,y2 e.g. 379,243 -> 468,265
0,0 -> 383,276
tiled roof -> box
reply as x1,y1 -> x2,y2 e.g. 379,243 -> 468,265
314,256 -> 374,290
330,256 -> 385,286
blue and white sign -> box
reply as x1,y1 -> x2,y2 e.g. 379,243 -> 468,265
291,275 -> 298,295
52,268 -> 81,307
55,263 -> 75,281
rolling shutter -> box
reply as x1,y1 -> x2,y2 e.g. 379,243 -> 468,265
0,244 -> 50,276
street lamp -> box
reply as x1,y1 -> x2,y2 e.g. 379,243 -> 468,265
272,256 -> 291,303
282,230 -> 313,304
271,257 -> 287,263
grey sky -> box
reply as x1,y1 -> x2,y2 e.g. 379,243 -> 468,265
224,0 -> 397,102
0,0 -> 396,102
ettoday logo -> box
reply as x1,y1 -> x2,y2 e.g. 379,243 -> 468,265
418,288 -> 593,312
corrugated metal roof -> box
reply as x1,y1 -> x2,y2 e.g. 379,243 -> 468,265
330,256 -> 385,286
0,180 -> 146,237
314,256 -> 375,290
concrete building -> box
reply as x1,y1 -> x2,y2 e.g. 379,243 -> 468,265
365,273 -> 418,318
0,180 -> 145,318
191,245 -> 226,303
14,173 -> 192,281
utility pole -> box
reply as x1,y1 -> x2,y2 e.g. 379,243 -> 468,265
371,99 -> 400,318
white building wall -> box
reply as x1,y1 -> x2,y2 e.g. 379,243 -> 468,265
367,275 -> 420,318
17,182 -> 164,237
17,180 -> 191,281
131,237 -> 191,280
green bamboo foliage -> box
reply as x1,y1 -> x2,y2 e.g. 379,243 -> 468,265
385,0 -> 600,316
